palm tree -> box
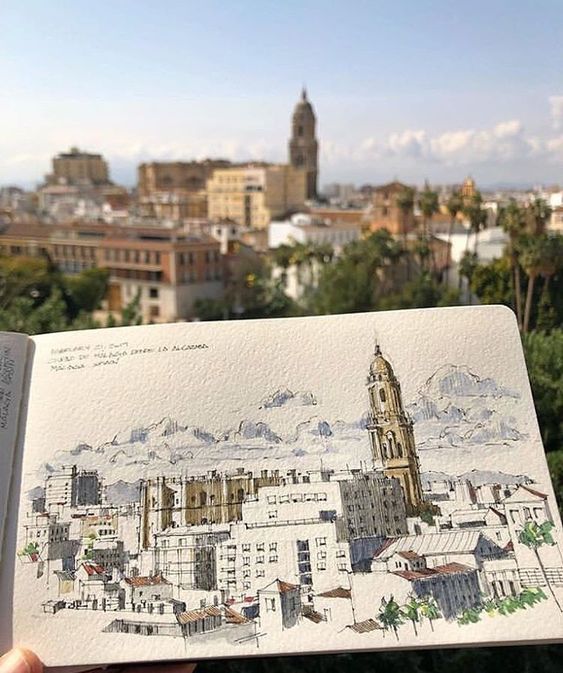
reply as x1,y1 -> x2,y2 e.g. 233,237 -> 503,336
462,191 -> 486,257
498,199 -> 526,327
417,182 -> 439,274
417,181 -> 439,239
401,595 -> 422,636
378,595 -> 404,640
527,197 -> 552,235
445,189 -> 463,284
396,186 -> 415,248
419,596 -> 441,631
518,520 -> 563,612
519,235 -> 548,333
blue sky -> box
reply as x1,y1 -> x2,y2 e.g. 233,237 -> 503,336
1,0 -> 563,188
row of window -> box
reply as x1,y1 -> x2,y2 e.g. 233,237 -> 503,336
52,244 -> 96,259
104,248 -> 161,265
265,492 -> 328,505
177,250 -> 220,265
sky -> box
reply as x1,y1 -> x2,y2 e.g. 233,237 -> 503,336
1,1 -> 563,189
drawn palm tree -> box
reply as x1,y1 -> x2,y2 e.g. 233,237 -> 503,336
401,595 -> 421,636
419,595 -> 441,631
518,520 -> 563,612
378,595 -> 404,640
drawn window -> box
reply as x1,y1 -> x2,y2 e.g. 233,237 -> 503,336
243,556 -> 250,566
242,544 -> 250,552
279,494 -> 289,504
318,493 -> 327,501
317,562 -> 326,571
269,542 -> 277,552
256,543 -> 265,552
268,510 -> 277,519
267,495 -> 276,504
379,388 -> 386,403
317,551 -> 327,560
256,569 -> 265,578
256,555 -> 265,564
316,537 -> 327,547
269,554 -> 278,563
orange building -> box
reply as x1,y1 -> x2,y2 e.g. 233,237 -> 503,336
370,181 -> 416,236
0,220 -> 223,322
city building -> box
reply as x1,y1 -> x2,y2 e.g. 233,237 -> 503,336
137,160 -> 234,198
288,88 -> 319,200
268,212 -> 361,250
45,466 -> 102,510
370,181 -> 416,236
207,164 -> 307,229
45,147 -> 110,187
0,220 -> 224,322
139,470 -> 282,548
258,579 -> 302,632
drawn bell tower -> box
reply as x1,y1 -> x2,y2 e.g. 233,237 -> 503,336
366,344 -> 424,514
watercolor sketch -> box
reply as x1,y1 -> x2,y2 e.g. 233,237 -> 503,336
13,317 -> 563,662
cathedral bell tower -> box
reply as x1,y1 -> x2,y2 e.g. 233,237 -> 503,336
289,87 -> 319,200
366,344 -> 424,514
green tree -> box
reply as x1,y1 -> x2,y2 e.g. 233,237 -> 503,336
396,186 -> 416,255
378,595 -> 404,640
498,199 -> 527,326
527,197 -> 552,236
518,520 -> 563,611
418,596 -> 441,632
64,267 -> 109,317
445,189 -> 463,283
519,235 -> 549,333
417,181 -> 439,239
522,330 -> 563,454
401,595 -> 422,636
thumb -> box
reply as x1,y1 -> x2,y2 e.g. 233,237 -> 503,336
0,649 -> 43,673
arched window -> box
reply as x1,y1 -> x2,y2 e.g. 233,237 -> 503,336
381,441 -> 388,459
386,431 -> 396,457
379,388 -> 386,403
397,442 -> 403,458
237,488 -> 245,502
199,492 -> 207,507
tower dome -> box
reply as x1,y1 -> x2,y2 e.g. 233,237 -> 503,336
369,344 -> 394,378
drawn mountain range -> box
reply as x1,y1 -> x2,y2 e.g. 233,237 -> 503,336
37,367 -> 525,482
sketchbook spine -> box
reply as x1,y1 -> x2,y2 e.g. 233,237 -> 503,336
0,332 -> 31,561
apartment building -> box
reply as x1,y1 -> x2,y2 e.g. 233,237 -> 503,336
207,164 -> 307,229
0,220 -> 224,322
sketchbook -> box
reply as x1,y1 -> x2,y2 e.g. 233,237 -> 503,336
0,305 -> 562,667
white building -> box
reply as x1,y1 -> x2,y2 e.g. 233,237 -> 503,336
268,212 -> 361,251
217,519 -> 352,600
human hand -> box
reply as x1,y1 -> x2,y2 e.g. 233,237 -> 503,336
0,649 -> 42,673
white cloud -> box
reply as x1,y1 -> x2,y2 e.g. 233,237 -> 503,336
549,96 -> 563,129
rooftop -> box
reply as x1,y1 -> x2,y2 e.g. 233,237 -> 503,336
123,573 -> 170,587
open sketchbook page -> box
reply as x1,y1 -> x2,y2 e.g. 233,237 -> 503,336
9,306 -> 563,666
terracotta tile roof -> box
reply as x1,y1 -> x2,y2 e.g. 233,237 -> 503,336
347,618 -> 381,633
521,485 -> 547,499
317,587 -> 352,599
123,573 -> 170,587
82,562 -> 105,576
304,610 -> 325,623
224,607 -> 250,624
393,561 -> 475,582
176,606 -> 222,625
277,580 -> 299,594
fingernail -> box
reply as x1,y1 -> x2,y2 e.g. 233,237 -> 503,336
0,650 -> 31,673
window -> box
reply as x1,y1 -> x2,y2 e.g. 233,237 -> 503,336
149,287 -> 159,299
291,493 -> 303,502
338,563 -> 348,571
316,537 -> 327,547
279,494 -> 289,504
243,556 -> 250,566
269,554 -> 278,563
267,495 -> 276,504
317,562 -> 326,571
243,569 -> 251,579
269,542 -> 277,552
317,492 -> 327,501
149,305 -> 160,318
268,510 -> 277,520
317,550 -> 327,560
256,543 -> 265,552
242,543 -> 250,552
256,569 -> 265,578
256,555 -> 265,564
379,388 -> 386,403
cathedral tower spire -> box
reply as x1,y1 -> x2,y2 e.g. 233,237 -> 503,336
288,88 -> 319,200
365,344 -> 424,514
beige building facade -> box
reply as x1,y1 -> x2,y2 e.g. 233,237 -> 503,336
207,164 -> 307,229
47,147 -> 110,186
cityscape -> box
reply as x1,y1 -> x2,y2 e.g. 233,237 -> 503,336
1,88 -> 562,328
16,341 -> 563,649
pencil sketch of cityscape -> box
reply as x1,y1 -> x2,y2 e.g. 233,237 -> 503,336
16,342 -> 563,649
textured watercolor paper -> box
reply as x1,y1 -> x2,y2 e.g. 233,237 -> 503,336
3,306 -> 563,666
